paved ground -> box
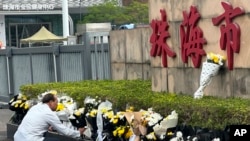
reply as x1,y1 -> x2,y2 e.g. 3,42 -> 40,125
0,103 -> 14,141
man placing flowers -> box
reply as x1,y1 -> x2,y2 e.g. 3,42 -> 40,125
14,93 -> 86,141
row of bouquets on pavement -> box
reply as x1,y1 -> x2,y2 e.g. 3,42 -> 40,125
8,91 -> 230,141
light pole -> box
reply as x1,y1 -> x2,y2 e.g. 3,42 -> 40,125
62,0 -> 69,44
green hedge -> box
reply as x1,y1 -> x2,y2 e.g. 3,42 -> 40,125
19,80 -> 250,130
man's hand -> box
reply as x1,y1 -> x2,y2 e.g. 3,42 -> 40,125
78,127 -> 86,135
48,126 -> 54,131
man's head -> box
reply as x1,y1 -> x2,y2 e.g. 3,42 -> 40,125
42,93 -> 58,111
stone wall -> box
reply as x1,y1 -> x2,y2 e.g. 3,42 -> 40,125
109,28 -> 151,80
110,0 -> 250,98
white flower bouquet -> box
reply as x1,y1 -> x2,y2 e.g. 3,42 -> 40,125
194,52 -> 226,99
84,96 -> 101,134
153,110 -> 178,140
55,95 -> 78,129
140,108 -> 163,135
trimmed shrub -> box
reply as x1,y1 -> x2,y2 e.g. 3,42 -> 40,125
19,80 -> 250,130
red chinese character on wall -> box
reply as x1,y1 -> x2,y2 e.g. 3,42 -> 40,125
212,2 -> 245,70
150,9 -> 176,67
180,6 -> 207,68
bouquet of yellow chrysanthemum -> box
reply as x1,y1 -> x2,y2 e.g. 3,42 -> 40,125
112,125 -> 133,140
194,52 -> 226,99
123,111 -> 148,141
56,95 -> 77,121
83,96 -> 101,138
9,93 -> 36,124
68,107 -> 86,128
139,108 -> 163,140
100,110 -> 129,141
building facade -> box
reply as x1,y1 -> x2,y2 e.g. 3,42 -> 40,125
0,0 -> 122,48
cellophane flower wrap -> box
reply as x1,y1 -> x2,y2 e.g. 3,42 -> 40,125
152,110 -> 178,140
84,96 -> 101,138
140,108 -> 162,134
56,94 -> 78,130
96,100 -> 113,141
194,52 -> 226,99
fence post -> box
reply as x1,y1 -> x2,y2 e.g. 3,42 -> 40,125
29,51 -> 34,84
53,44 -> 61,82
82,33 -> 92,79
107,36 -> 112,79
6,48 -> 14,96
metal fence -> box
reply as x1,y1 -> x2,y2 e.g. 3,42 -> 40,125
0,34 -> 111,102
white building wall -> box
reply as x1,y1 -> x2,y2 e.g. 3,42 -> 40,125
0,15 -> 6,48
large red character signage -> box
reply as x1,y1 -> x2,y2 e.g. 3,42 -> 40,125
212,2 -> 245,70
150,9 -> 176,67
180,6 -> 207,68
150,2 -> 245,70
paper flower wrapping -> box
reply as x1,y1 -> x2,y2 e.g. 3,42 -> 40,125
194,52 -> 226,99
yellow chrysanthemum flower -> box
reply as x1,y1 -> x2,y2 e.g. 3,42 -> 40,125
167,131 -> 174,136
124,127 -> 133,139
105,111 -> 114,119
24,102 -> 30,110
209,52 -> 216,60
74,111 -> 81,117
56,103 -> 65,111
213,56 -> 219,64
13,100 -> 22,108
112,118 -> 118,124
207,52 -> 226,65
113,130 -> 118,136
146,132 -> 157,140
66,101 -> 72,104
101,108 -> 109,113
49,90 -> 57,95
74,108 -> 84,117
19,102 -> 25,108
89,109 -> 97,117
17,94 -> 27,101
126,106 -> 134,112
117,127 -> 125,137
141,119 -> 148,126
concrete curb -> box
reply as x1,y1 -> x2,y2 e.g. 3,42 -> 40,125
0,108 -> 14,141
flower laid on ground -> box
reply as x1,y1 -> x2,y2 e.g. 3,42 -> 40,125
8,91 -> 231,141
153,110 -> 178,140
124,110 -> 146,141
112,125 -> 132,140
57,95 -> 77,115
95,105 -> 132,141
140,108 -> 163,133
83,96 -> 101,137
145,132 -> 157,140
169,131 -> 183,141
109,111 -> 126,126
68,107 -> 85,127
